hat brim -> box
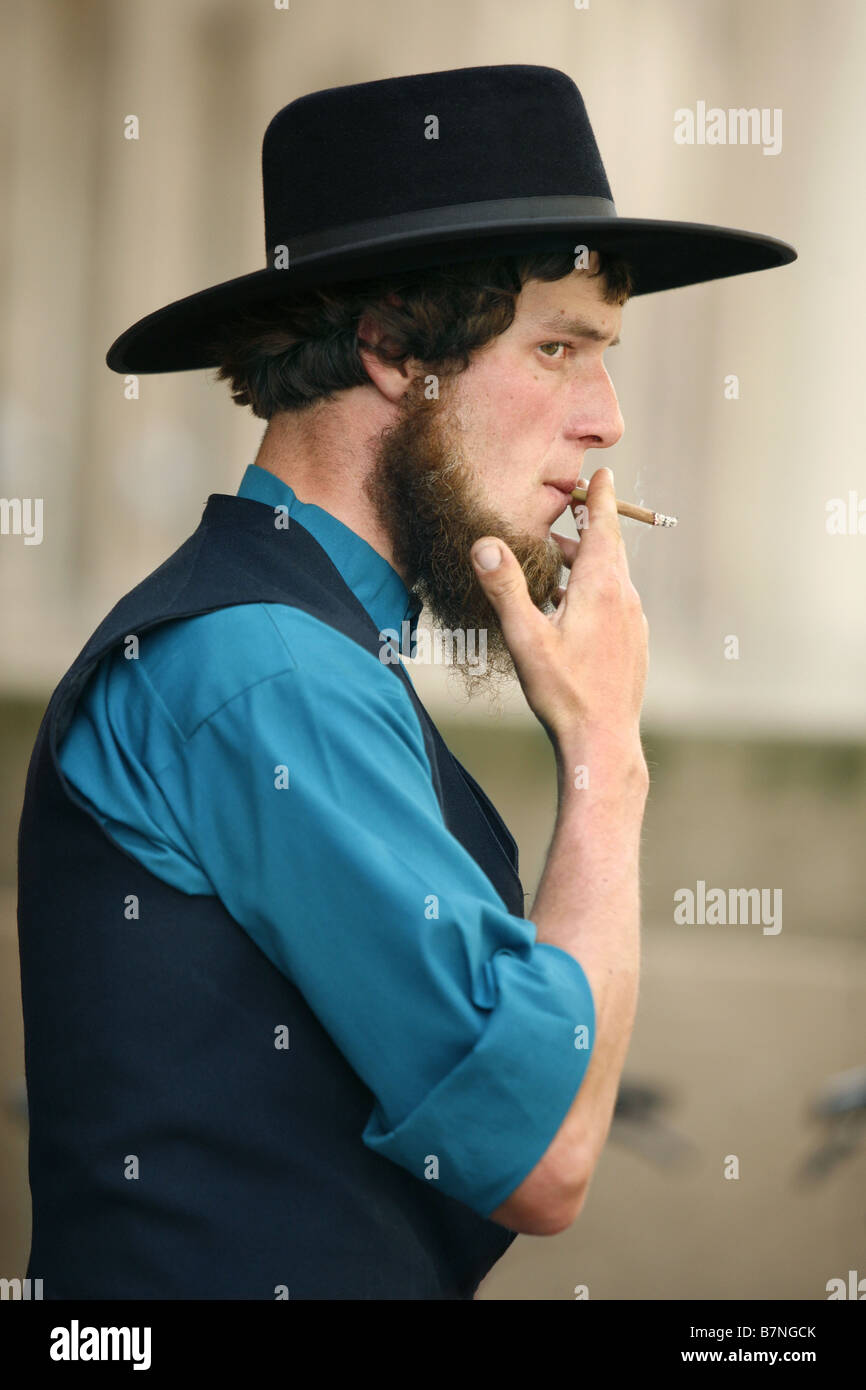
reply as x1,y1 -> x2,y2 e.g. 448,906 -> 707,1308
105,216 -> 797,373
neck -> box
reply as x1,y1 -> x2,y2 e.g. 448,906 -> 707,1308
252,402 -> 407,581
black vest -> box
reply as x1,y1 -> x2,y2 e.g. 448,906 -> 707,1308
16,494 -> 526,1300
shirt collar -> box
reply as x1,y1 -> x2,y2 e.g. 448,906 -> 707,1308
236,463 -> 422,656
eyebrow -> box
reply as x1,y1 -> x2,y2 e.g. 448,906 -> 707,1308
532,314 -> 621,348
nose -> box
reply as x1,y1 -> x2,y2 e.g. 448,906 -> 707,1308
564,360 -> 624,451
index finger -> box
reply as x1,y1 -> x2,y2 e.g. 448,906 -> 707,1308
573,466 -> 625,558
585,466 -> 621,523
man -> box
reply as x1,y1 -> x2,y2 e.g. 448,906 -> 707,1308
16,64 -> 795,1300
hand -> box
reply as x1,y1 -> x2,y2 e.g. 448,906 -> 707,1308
471,467 -> 649,754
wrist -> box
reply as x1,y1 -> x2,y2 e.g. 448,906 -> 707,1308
554,728 -> 649,799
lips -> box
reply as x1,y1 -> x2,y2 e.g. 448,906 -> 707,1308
544,483 -> 574,522
545,479 -> 578,499
544,481 -> 577,511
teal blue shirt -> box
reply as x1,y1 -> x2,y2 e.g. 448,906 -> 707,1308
57,463 -> 595,1218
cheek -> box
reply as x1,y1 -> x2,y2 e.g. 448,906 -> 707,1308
468,365 -> 551,458
497,381 -> 559,499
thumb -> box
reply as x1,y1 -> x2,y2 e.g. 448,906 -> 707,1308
471,537 -> 541,655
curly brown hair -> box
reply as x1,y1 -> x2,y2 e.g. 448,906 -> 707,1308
208,248 -> 633,419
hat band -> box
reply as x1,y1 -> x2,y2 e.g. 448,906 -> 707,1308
267,194 -> 618,266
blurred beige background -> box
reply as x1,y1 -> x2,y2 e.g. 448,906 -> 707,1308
1,0 -> 863,1300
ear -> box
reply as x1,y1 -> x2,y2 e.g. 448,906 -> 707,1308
356,305 -> 418,405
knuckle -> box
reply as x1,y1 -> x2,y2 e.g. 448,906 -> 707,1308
595,514 -> 623,544
593,571 -> 620,603
496,572 -> 524,600
594,565 -> 629,601
625,584 -> 642,611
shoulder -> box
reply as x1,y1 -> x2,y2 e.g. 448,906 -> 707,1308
119,601 -> 421,744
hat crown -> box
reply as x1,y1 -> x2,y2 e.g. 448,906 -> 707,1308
261,64 -> 614,254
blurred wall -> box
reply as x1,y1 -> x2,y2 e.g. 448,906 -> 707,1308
1,0 -> 863,1301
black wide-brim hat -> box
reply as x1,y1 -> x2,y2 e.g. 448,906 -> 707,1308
106,64 -> 797,374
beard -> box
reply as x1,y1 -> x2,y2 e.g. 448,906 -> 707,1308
363,376 -> 565,701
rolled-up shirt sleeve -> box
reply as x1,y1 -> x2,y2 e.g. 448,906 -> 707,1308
146,614 -> 596,1219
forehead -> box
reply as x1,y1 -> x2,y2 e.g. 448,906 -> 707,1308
510,266 -> 622,343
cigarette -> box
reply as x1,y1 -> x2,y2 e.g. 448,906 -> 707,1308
570,486 -> 678,528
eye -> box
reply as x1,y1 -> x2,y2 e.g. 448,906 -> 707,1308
538,341 -> 570,359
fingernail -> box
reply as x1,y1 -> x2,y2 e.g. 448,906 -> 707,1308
602,466 -> 614,485
474,543 -> 502,571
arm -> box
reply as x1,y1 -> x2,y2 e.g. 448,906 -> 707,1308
471,467 -> 650,1236
490,737 -> 646,1235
